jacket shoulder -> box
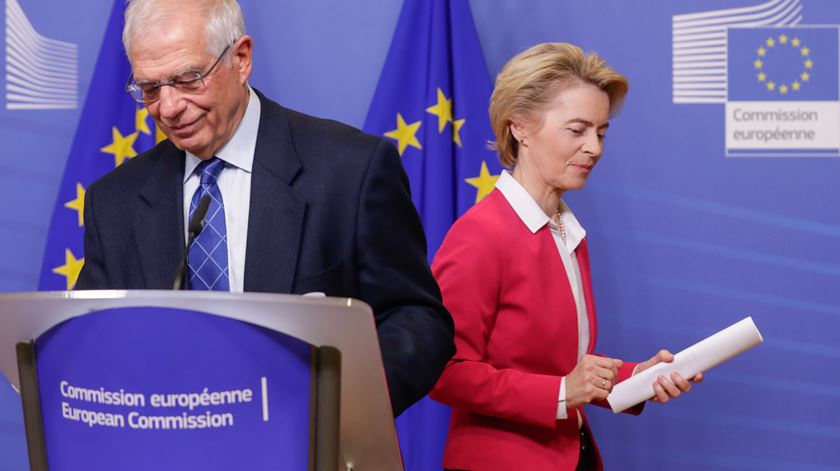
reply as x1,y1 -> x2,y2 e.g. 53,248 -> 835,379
451,190 -> 520,236
86,139 -> 180,197
262,96 -> 387,158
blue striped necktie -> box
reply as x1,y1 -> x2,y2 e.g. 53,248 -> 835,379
187,157 -> 230,291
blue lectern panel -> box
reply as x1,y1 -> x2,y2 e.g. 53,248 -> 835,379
34,306 -> 311,470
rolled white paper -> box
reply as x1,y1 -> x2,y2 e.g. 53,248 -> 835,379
607,316 -> 764,413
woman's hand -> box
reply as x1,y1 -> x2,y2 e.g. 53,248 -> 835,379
634,349 -> 704,403
565,354 -> 623,409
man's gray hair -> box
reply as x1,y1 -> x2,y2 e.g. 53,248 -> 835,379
123,0 -> 245,58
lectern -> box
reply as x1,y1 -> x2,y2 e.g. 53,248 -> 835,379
0,290 -> 403,470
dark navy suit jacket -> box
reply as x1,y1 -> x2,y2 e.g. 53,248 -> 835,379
76,90 -> 455,416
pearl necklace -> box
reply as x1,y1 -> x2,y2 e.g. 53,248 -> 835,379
556,209 -> 567,245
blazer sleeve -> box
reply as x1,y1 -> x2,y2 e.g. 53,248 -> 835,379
355,139 -> 455,417
592,360 -> 644,415
429,213 -> 562,429
75,181 -> 108,290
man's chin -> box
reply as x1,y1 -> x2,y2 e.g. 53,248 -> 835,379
169,136 -> 209,157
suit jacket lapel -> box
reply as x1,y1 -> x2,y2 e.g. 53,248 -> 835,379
244,90 -> 305,293
135,142 -> 185,289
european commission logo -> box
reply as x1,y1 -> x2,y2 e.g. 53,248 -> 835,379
4,0 -> 79,110
673,0 -> 840,157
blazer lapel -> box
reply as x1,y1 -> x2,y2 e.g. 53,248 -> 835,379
135,142 -> 186,289
244,91 -> 306,293
576,238 -> 599,354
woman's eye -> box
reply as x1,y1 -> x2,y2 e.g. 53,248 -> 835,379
567,128 -> 584,135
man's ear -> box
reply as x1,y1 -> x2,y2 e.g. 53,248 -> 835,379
232,35 -> 253,85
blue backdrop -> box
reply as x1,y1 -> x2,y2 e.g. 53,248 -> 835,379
1,0 -> 839,469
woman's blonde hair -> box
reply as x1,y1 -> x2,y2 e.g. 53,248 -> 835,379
489,42 -> 628,167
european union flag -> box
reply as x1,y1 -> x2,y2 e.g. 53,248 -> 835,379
38,1 -> 162,290
728,26 -> 839,101
363,0 -> 501,468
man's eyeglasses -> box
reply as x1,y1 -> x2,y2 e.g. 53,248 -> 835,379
126,45 -> 231,104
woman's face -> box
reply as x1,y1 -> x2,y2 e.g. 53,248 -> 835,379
513,83 -> 611,195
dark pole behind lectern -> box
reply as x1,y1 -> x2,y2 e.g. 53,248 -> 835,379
16,341 -> 48,471
314,346 -> 341,471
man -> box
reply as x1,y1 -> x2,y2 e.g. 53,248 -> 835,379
76,0 -> 454,417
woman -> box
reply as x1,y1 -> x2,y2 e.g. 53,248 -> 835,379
429,43 -> 702,470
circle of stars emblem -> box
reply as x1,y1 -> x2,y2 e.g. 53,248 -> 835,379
754,34 -> 813,95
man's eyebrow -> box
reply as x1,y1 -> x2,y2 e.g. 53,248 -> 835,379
134,65 -> 204,83
182,63 -> 206,72
173,64 -> 205,77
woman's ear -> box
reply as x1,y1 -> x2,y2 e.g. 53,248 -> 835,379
510,121 -> 527,143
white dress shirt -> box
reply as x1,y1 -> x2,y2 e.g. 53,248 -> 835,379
183,87 -> 261,293
494,171 -> 589,421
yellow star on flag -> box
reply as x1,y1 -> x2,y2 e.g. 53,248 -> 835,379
384,113 -> 422,156
791,37 -> 801,47
757,72 -> 767,82
804,59 -> 813,69
155,124 -> 168,144
792,81 -> 801,91
426,88 -> 453,133
766,37 -> 775,47
64,182 -> 86,227
753,59 -> 763,69
452,118 -> 465,147
135,106 -> 151,135
778,34 -> 788,44
767,81 -> 776,91
801,71 -> 810,82
52,249 -> 84,290
100,127 -> 139,167
757,47 -> 766,57
779,84 -> 789,94
801,47 -> 810,56
465,161 -> 499,203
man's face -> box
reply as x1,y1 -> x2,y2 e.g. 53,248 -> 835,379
128,15 -> 251,159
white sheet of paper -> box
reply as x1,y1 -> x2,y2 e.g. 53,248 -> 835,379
607,316 -> 764,413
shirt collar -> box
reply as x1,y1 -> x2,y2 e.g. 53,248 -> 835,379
184,85 -> 261,181
495,170 -> 549,233
495,170 -> 586,250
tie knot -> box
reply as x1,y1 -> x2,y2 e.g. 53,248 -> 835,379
195,157 -> 225,186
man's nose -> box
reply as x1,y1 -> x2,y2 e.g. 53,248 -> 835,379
156,85 -> 186,120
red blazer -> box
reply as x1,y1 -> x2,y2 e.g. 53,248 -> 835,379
430,189 -> 639,470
